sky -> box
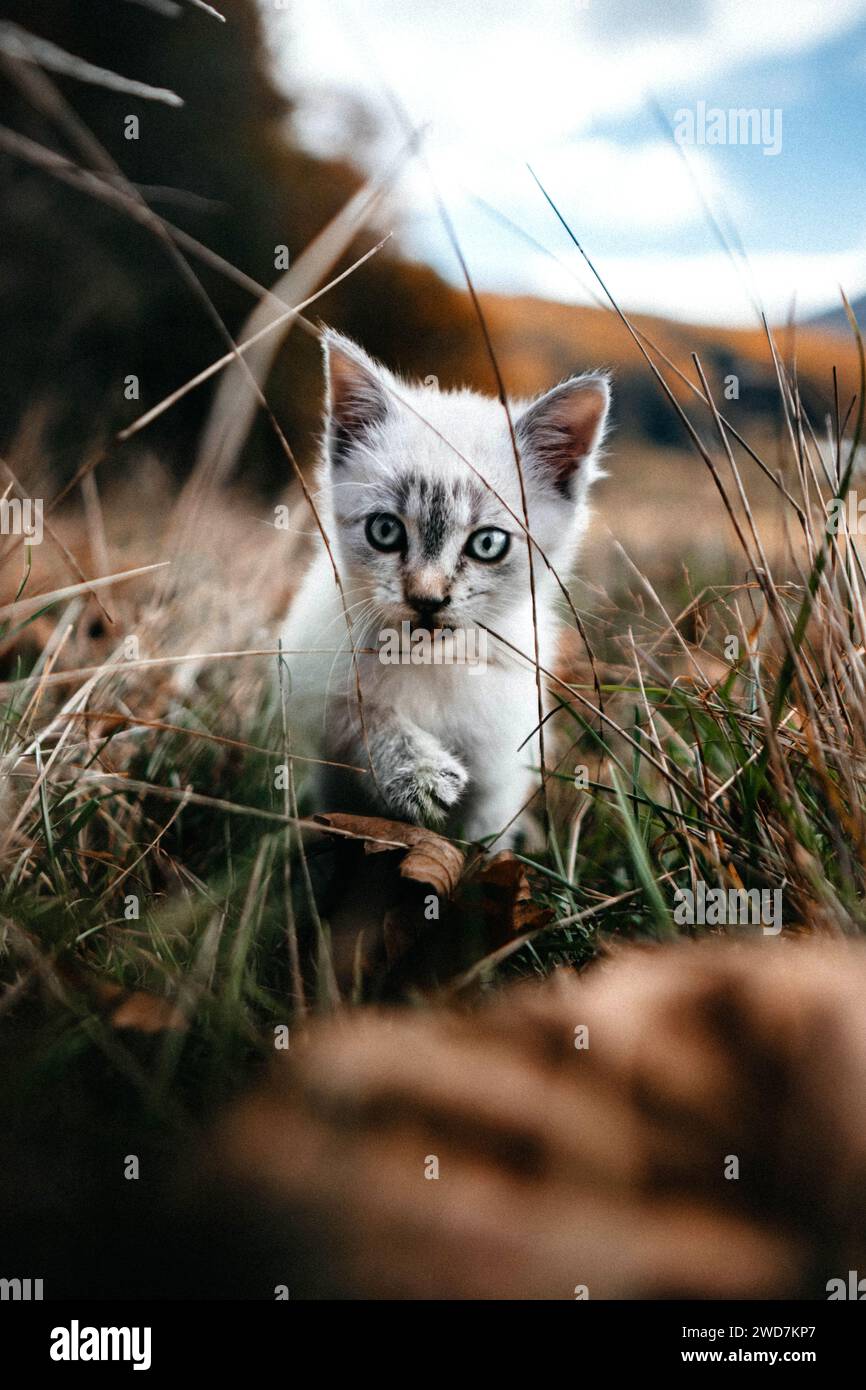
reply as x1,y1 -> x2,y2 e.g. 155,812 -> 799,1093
266,0 -> 866,327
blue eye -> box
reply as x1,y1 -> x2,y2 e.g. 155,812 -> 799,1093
366,513 -> 406,552
465,527 -> 509,562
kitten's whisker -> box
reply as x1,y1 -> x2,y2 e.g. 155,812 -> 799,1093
319,593 -> 376,631
323,597 -> 379,721
342,600 -> 388,722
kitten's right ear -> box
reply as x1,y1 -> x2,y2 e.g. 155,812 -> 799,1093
322,330 -> 390,466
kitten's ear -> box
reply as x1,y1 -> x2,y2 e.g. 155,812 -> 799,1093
517,373 -> 610,497
322,330 -> 390,466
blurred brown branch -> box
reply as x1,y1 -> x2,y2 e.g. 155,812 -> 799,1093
207,939 -> 866,1299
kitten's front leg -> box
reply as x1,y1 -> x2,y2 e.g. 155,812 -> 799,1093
366,719 -> 468,827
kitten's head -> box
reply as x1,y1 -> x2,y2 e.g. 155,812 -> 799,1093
320,330 -> 610,636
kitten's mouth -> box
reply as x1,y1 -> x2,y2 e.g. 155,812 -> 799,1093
407,614 -> 465,635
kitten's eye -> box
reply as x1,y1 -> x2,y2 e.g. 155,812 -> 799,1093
465,527 -> 510,562
365,512 -> 406,553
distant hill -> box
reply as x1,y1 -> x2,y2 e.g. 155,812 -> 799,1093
475,293 -> 862,448
805,295 -> 866,336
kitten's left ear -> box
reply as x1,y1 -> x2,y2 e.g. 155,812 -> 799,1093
516,373 -> 611,497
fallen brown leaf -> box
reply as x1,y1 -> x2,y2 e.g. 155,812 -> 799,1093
467,850 -> 553,938
105,989 -> 188,1034
310,818 -> 554,994
313,812 -> 464,897
57,961 -> 189,1034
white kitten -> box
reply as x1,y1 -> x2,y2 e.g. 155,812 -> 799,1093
281,331 -> 610,847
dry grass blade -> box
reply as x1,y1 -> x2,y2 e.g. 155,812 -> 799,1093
0,23 -> 183,105
184,0 -> 225,18
122,0 -> 182,14
71,773 -> 413,851
0,563 -> 168,621
117,236 -> 392,446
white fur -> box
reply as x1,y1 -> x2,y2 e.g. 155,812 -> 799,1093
281,333 -> 609,846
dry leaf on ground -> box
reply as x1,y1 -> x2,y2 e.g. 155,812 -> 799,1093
313,811 -> 464,897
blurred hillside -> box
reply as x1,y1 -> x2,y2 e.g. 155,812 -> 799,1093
0,0 -> 859,501
807,293 -> 866,336
480,293 -> 861,453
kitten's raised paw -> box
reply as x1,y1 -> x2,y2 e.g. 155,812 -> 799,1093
385,747 -> 468,827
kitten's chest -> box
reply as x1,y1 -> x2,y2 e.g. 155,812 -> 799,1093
364,657 -> 542,758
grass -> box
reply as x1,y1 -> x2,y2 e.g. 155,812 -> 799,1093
4,327 -> 866,1121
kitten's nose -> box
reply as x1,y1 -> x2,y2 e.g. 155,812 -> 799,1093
407,593 -> 451,616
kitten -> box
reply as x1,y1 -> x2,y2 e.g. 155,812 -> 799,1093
282,331 -> 610,845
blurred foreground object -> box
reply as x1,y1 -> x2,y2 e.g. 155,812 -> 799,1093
208,940 -> 866,1299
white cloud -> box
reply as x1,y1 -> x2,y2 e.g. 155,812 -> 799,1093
278,0 -> 866,152
384,135 -> 736,245
525,244 -> 866,326
503,140 -> 736,232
